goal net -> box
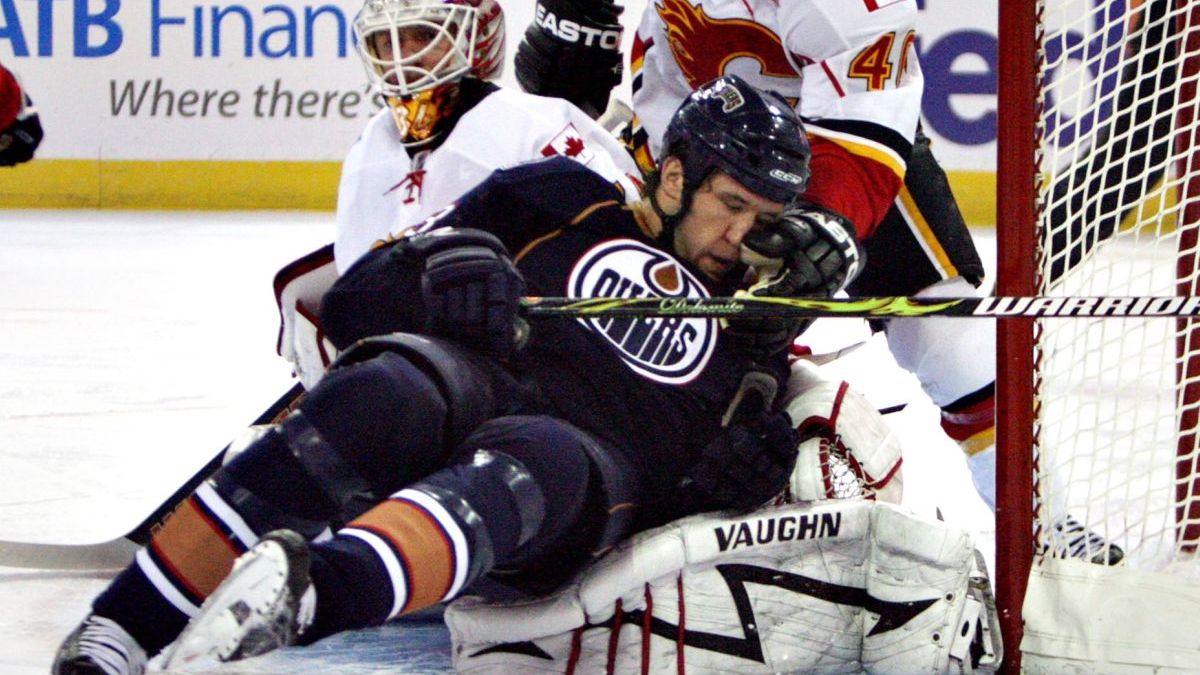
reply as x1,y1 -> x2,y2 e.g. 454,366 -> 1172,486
996,0 -> 1200,672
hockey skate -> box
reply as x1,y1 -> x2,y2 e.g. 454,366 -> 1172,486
52,614 -> 148,675
1049,516 -> 1125,565
158,529 -> 315,670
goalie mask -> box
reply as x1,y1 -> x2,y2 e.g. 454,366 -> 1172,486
354,0 -> 505,146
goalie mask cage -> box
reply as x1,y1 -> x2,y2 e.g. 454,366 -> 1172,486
996,0 -> 1200,672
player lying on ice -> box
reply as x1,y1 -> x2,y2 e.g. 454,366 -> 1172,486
514,0 -> 1123,565
53,75 -> 997,674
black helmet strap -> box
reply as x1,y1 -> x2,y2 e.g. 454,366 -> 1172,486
645,161 -> 706,249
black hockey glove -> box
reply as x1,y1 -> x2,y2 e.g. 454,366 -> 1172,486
752,205 -> 864,298
515,0 -> 624,119
724,206 -> 864,359
679,410 -> 799,512
0,93 -> 42,167
402,228 -> 528,359
722,307 -> 804,360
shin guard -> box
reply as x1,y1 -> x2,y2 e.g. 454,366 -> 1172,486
319,450 -> 547,626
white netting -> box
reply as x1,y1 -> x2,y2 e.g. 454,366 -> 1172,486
1034,0 -> 1200,576
825,443 -> 870,500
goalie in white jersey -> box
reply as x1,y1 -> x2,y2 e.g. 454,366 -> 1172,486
275,0 -> 643,387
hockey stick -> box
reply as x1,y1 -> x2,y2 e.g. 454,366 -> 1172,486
0,383 -> 306,568
122,381 -> 307,546
7,291 -> 1188,565
521,295 -> 1200,319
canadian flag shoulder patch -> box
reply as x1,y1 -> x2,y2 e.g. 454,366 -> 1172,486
540,123 -> 595,164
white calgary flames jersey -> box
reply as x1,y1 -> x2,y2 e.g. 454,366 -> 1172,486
631,0 -> 924,236
335,88 -> 642,271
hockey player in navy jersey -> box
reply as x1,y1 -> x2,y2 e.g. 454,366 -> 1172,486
516,0 -> 1124,564
518,0 -> 994,505
52,75 -> 862,674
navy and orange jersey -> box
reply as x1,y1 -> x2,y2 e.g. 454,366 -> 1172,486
324,156 -> 781,497
630,0 -> 922,238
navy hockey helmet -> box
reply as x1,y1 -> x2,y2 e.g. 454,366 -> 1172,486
661,75 -> 810,205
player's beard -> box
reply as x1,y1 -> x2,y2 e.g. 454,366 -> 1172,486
387,83 -> 461,147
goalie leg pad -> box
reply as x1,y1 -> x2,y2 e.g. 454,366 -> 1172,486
862,506 -> 999,674
448,501 -> 876,674
448,500 -> 990,674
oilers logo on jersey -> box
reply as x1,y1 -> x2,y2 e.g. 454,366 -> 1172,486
568,239 -> 717,385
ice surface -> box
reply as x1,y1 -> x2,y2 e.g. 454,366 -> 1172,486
0,210 -> 329,545
0,209 -> 994,673
159,617 -> 454,674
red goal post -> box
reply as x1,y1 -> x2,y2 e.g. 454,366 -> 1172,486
996,1 -> 1200,672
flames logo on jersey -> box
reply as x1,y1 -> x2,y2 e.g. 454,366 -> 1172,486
655,0 -> 798,94
569,239 -> 717,385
